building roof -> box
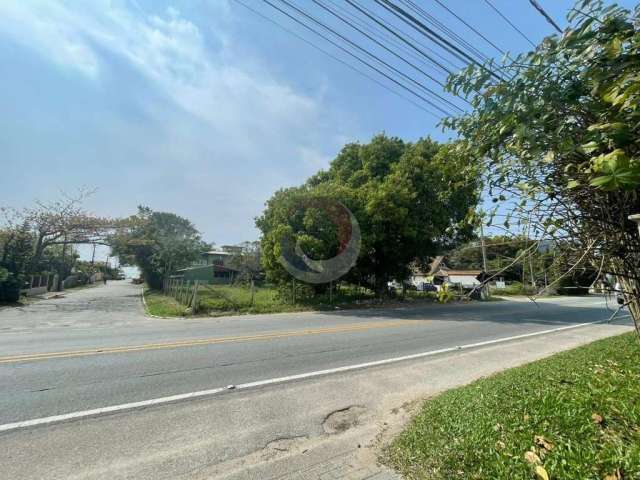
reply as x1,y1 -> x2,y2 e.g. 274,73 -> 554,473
204,250 -> 233,256
445,270 -> 483,276
176,264 -> 238,273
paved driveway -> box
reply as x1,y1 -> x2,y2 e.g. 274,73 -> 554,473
0,280 -> 146,332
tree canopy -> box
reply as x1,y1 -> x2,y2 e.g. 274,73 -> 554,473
111,207 -> 206,289
256,134 -> 480,293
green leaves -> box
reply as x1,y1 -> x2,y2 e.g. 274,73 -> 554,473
443,0 -> 640,204
605,36 -> 623,58
257,135 -> 480,290
111,207 -> 205,289
580,141 -> 599,154
589,149 -> 640,190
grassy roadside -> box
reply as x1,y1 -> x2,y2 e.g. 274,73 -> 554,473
143,289 -> 189,317
384,333 -> 640,480
143,284 -> 441,318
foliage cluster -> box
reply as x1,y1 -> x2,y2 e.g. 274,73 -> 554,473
256,135 -> 481,295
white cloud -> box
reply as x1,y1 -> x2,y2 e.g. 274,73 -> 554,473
0,0 -> 352,243
0,1 -> 101,77
0,1 -> 322,140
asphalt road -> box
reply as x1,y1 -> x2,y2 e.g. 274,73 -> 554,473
0,281 -> 629,426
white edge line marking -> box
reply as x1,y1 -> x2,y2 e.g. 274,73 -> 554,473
0,316 -> 631,433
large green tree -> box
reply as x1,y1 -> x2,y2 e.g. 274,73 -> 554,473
257,135 -> 480,294
444,0 -> 640,330
111,207 -> 206,289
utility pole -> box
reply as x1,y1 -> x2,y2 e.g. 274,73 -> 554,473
479,222 -> 489,299
479,222 -> 488,274
90,243 -> 96,266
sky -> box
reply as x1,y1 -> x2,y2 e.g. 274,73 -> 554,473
0,0 -> 634,261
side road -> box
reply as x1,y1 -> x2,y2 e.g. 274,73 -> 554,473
1,321 -> 631,480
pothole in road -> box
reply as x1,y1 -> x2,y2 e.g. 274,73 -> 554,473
261,435 -> 309,460
322,405 -> 367,434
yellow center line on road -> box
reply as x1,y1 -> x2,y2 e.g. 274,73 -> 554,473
0,319 -> 420,364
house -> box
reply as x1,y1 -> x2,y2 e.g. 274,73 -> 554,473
435,269 -> 483,289
410,256 -> 483,290
174,247 -> 240,284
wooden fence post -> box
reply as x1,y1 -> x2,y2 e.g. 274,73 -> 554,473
191,281 -> 199,313
292,279 -> 296,304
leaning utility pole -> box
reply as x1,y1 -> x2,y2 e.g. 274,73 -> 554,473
479,222 -> 488,274
479,222 -> 489,299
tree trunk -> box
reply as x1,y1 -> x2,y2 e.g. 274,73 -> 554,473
619,276 -> 640,336
374,274 -> 388,299
31,234 -> 46,270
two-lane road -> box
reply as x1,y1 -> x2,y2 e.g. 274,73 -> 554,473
0,281 -> 630,427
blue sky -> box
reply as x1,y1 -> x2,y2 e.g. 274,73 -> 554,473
0,0 -> 634,258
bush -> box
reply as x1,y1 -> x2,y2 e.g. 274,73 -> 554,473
0,274 -> 24,302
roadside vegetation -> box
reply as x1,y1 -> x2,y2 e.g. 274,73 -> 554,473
0,189 -> 125,303
385,333 -> 640,480
143,289 -> 189,317
144,282 -> 440,317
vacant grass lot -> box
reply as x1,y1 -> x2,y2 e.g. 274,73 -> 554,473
144,289 -> 189,317
385,333 -> 640,480
197,284 -> 310,315
144,283 -> 439,317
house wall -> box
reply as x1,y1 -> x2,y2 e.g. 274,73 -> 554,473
180,265 -> 234,284
447,274 -> 480,287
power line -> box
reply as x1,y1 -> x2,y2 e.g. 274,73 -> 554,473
430,0 -> 507,56
346,0 -> 465,72
399,0 -> 514,80
400,0 -> 492,65
376,0 -> 484,72
528,0 -> 563,34
375,0 -> 507,82
258,0 -> 453,116
343,0 -> 454,78
483,0 -> 536,48
324,0 -> 460,74
311,0 -> 466,112
270,0 -> 459,115
231,0 -> 441,116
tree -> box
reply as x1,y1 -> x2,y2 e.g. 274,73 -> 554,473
256,134 -> 480,295
1,189 -> 117,286
0,223 -> 34,301
444,0 -> 640,331
111,207 -> 206,289
227,241 -> 262,284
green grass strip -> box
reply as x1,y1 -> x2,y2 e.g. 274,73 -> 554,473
385,333 -> 640,479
